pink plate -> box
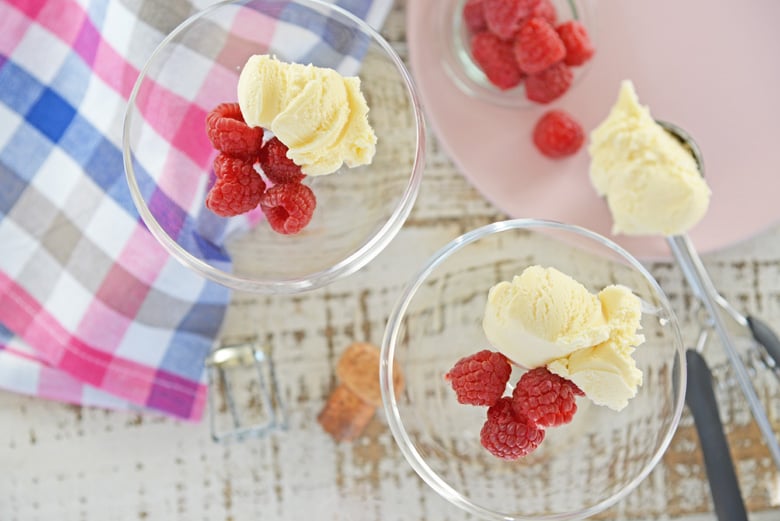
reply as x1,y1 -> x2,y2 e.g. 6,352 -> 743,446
407,0 -> 780,259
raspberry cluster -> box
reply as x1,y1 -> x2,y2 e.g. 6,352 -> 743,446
445,349 -> 583,460
463,0 -> 593,159
463,0 -> 594,102
204,103 -> 316,235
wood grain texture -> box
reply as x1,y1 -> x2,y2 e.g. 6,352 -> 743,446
2,1 -> 780,520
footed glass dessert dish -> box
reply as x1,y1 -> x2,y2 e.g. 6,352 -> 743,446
123,0 -> 424,443
380,219 -> 685,520
124,0 -> 425,294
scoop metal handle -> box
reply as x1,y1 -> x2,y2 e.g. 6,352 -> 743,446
669,228 -> 780,470
685,349 -> 749,521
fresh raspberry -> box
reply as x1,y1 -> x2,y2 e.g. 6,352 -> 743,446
513,17 -> 566,75
480,397 -> 545,459
524,61 -> 572,103
483,0 -> 540,40
259,182 -> 317,234
557,20 -> 595,66
471,31 -> 524,90
532,109 -> 585,158
206,154 -> 266,217
531,0 -> 557,25
511,367 -> 582,428
206,103 -> 264,160
212,153 -> 236,179
462,0 -> 487,34
444,349 -> 512,406
259,137 -> 306,184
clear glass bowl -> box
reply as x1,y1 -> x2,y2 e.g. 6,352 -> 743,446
123,0 -> 425,293
441,0 -> 598,108
380,219 -> 686,520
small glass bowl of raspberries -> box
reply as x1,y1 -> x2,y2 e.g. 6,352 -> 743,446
379,219 -> 685,520
442,0 -> 597,107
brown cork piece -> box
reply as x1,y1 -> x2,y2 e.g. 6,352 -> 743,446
336,341 -> 405,407
318,342 -> 405,442
317,384 -> 376,442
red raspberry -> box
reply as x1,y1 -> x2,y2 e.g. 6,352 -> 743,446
557,20 -> 595,66
531,0 -> 557,25
259,137 -> 306,184
259,182 -> 317,234
525,61 -> 572,103
212,153 -> 235,179
513,17 -> 566,75
206,103 -> 264,160
471,31 -> 524,91
206,154 -> 266,217
462,0 -> 487,34
480,397 -> 545,460
532,109 -> 585,158
444,349 -> 512,406
511,367 -> 582,428
483,0 -> 540,40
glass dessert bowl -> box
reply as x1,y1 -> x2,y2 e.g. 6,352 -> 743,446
441,0 -> 598,108
123,0 -> 425,294
380,219 -> 685,520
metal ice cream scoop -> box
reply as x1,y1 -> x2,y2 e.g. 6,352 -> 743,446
657,121 -> 780,473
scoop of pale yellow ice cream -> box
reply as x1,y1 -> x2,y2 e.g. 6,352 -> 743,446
482,266 -> 645,410
483,266 -> 612,368
588,80 -> 711,236
547,337 -> 643,411
598,284 -> 644,342
547,284 -> 645,411
237,55 -> 376,176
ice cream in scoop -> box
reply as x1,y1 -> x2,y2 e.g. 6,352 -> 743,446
237,54 -> 377,176
588,80 -> 711,236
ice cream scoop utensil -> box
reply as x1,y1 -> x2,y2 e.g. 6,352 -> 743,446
659,122 -> 780,372
659,121 -> 780,470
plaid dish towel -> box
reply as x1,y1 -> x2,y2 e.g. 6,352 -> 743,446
0,0 -> 393,420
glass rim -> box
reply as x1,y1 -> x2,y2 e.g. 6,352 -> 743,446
122,0 -> 426,294
379,217 -> 687,521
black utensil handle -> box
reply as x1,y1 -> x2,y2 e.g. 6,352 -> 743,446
747,315 -> 780,369
685,349 -> 748,521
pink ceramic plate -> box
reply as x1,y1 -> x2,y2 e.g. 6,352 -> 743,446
408,0 -> 780,259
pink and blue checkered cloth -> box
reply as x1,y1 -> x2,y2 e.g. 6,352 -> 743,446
0,0 -> 392,420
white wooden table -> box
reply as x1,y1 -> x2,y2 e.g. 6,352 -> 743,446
2,2 -> 780,519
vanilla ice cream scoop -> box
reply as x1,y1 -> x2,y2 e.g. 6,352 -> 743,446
588,80 -> 711,236
482,266 -> 641,368
237,55 -> 377,176
482,265 -> 645,410
546,284 -> 645,411
547,337 -> 643,411
548,283 -> 645,411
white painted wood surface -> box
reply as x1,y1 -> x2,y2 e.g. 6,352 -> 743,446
2,2 -> 780,519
